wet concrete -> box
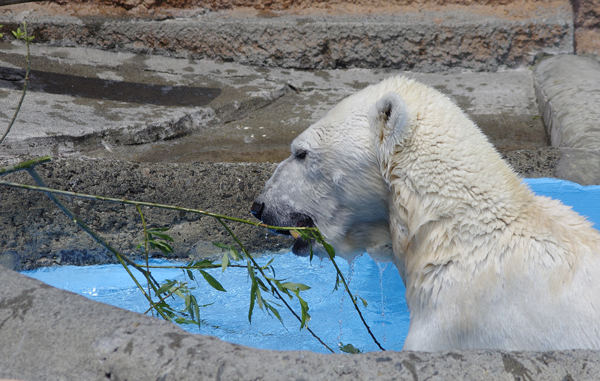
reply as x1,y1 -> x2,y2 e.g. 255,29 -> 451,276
1,42 -> 548,164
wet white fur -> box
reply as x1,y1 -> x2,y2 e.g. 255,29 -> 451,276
282,76 -> 600,351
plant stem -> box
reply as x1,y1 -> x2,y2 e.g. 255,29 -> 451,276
0,156 -> 51,176
314,231 -> 386,351
0,179 -> 317,233
136,205 -> 153,316
0,23 -> 32,146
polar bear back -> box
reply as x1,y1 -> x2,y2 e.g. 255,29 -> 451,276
368,78 -> 600,351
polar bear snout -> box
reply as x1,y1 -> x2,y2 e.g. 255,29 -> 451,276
250,201 -> 265,220
250,198 -> 317,256
250,199 -> 315,234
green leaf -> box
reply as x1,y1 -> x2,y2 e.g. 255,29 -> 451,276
246,258 -> 255,280
199,270 -> 226,292
339,343 -> 362,354
185,294 -> 191,311
281,282 -> 311,292
298,295 -> 310,329
261,257 -> 276,270
12,28 -> 23,39
229,247 -> 241,260
191,295 -> 201,329
264,300 -> 284,325
323,242 -> 336,259
268,278 -> 292,299
248,280 -> 257,323
359,295 -> 368,307
148,231 -> 174,241
255,284 -> 264,309
186,269 -> 195,281
212,242 -> 230,250
174,317 -> 198,325
173,288 -> 186,298
149,240 -> 173,255
256,278 -> 269,293
221,252 -> 229,272
156,280 -> 177,295
148,227 -> 170,232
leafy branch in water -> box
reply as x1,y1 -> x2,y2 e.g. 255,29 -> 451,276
0,157 -> 385,353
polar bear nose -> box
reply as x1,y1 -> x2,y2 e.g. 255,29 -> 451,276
251,201 -> 265,220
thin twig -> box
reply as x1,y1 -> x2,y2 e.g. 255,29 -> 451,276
0,23 -> 32,146
0,179 -> 316,232
313,231 -> 386,351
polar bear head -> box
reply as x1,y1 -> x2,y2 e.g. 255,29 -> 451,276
251,76 -> 514,263
251,77 -> 422,262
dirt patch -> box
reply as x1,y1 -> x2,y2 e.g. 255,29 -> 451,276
573,0 -> 600,54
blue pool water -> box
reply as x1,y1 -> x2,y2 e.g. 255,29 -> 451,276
21,178 -> 600,353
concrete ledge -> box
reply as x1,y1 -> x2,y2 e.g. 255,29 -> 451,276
1,264 -> 599,380
0,2 -> 574,71
534,54 -> 600,150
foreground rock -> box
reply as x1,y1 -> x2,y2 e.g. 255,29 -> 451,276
1,263 -> 599,380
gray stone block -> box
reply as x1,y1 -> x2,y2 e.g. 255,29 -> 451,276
534,54 -> 600,150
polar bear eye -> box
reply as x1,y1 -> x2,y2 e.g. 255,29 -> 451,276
295,150 -> 308,160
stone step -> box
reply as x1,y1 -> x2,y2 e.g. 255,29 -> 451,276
0,0 -> 574,71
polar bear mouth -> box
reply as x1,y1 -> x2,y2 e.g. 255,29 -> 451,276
287,213 -> 316,257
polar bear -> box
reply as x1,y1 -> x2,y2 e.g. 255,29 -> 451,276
251,76 -> 600,352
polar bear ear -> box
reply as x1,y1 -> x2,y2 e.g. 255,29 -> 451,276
369,92 -> 410,160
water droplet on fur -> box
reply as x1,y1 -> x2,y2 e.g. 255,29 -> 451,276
377,261 -> 391,344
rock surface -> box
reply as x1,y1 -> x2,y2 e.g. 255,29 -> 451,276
0,0 -> 574,71
2,263 -> 600,380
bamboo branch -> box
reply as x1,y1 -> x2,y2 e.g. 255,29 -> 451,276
0,156 -> 51,176
1,157 -> 382,352
0,179 -> 317,233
